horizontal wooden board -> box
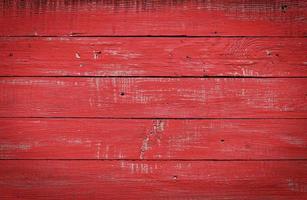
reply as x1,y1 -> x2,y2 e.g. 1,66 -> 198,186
1,37 -> 306,77
0,119 -> 306,159
0,160 -> 306,199
0,78 -> 306,118
0,0 -> 306,36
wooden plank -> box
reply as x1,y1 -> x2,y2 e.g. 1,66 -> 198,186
0,0 -> 306,36
1,119 -> 306,159
0,160 -> 306,199
0,77 -> 306,118
1,37 -> 306,77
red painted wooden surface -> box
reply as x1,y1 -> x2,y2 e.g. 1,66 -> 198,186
0,78 -> 306,118
0,37 -> 306,77
1,0 -> 307,199
0,0 -> 306,36
1,161 -> 307,199
1,119 -> 306,159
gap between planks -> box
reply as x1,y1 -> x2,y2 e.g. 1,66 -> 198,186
1,76 -> 307,78
0,35 -> 306,38
1,159 -> 307,161
1,117 -> 307,120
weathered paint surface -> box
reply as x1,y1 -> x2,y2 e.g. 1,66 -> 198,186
0,0 -> 306,199
0,161 -> 307,199
0,119 -> 306,159
0,37 -> 306,77
0,78 -> 306,118
0,0 -> 306,36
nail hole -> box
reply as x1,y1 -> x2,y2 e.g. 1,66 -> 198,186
120,92 -> 125,96
281,5 -> 287,12
9,53 -> 13,57
220,139 -> 225,143
173,176 -> 178,180
214,31 -> 218,34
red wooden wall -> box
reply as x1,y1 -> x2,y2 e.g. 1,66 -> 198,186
0,0 -> 307,199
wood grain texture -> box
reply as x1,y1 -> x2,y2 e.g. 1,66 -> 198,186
0,0 -> 306,36
1,37 -> 306,77
0,160 -> 307,199
1,0 -> 306,199
0,77 -> 306,118
1,119 -> 306,159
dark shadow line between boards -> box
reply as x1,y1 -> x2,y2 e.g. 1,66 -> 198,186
1,76 -> 307,78
0,117 -> 306,120
0,35 -> 306,38
1,158 -> 307,161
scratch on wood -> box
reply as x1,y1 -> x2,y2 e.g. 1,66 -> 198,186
93,79 -> 102,106
96,142 -> 101,159
0,144 -> 31,151
140,120 -> 165,159
140,137 -> 149,159
287,178 -> 307,192
120,161 -> 153,174
105,145 -> 109,159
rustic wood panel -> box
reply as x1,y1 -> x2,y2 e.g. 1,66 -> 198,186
0,119 -> 306,159
0,160 -> 306,199
1,37 -> 306,77
1,0 -> 306,199
0,78 -> 306,118
0,0 -> 306,36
